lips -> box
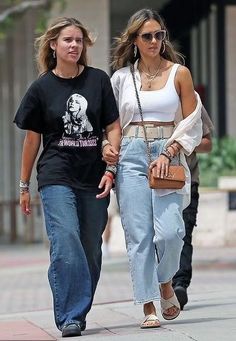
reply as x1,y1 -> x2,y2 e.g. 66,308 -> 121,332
69,51 -> 78,56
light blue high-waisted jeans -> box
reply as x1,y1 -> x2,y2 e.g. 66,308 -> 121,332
116,137 -> 185,304
40,185 -> 109,330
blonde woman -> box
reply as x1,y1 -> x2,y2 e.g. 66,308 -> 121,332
14,17 -> 120,337
103,8 -> 202,328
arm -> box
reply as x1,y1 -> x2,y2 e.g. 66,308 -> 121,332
102,119 -> 121,165
195,133 -> 212,153
20,130 -> 41,215
177,66 -> 197,119
96,119 -> 121,199
150,66 -> 198,178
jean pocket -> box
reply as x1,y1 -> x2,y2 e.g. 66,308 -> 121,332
121,136 -> 131,147
119,137 -> 133,163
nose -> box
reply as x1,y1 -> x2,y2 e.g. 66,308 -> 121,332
151,35 -> 157,42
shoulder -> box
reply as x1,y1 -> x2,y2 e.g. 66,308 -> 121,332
29,72 -> 53,91
111,66 -> 130,88
111,66 -> 130,79
85,66 -> 109,80
175,65 -> 193,82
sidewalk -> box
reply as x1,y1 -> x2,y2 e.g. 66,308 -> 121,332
0,243 -> 235,340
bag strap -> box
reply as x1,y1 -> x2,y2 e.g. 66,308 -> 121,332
130,64 -> 152,165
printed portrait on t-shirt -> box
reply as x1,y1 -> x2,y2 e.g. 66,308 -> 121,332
62,93 -> 93,136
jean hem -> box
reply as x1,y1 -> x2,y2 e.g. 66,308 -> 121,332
134,295 -> 160,305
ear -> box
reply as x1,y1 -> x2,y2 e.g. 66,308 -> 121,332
50,40 -> 56,51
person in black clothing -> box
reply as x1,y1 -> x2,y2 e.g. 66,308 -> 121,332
14,17 -> 121,338
173,106 -> 213,309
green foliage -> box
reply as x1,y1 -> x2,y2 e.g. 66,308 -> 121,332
199,137 -> 236,187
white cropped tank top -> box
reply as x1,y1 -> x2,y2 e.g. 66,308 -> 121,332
132,63 -> 180,122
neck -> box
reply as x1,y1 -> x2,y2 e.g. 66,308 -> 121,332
54,63 -> 80,79
139,56 -> 162,74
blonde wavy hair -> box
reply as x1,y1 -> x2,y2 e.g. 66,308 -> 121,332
35,17 -> 94,74
111,8 -> 184,70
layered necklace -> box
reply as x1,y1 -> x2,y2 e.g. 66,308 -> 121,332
54,65 -> 80,79
140,58 -> 162,89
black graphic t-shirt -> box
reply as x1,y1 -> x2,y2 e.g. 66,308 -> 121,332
14,67 -> 119,190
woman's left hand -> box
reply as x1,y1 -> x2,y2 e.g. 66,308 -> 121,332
96,174 -> 113,199
149,154 -> 170,179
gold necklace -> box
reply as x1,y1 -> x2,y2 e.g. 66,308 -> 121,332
140,58 -> 162,88
54,65 -> 80,79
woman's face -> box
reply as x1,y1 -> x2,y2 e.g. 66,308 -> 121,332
134,19 -> 165,59
68,95 -> 81,112
51,25 -> 84,65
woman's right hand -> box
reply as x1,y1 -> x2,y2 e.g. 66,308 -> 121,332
102,144 -> 119,165
149,154 -> 170,179
20,192 -> 31,215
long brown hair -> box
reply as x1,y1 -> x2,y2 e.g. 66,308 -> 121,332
35,17 -> 94,74
111,8 -> 184,70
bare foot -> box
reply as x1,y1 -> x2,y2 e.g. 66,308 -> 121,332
143,302 -> 156,316
141,302 -> 160,328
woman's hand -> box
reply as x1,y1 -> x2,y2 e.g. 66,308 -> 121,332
102,144 -> 119,165
20,192 -> 31,215
149,154 -> 170,179
96,173 -> 113,199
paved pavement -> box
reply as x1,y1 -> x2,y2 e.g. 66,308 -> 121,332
0,242 -> 236,340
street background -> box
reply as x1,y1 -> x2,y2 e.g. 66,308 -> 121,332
0,235 -> 236,340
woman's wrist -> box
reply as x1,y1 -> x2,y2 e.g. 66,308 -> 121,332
167,142 -> 181,158
102,139 -> 111,150
160,151 -> 171,162
105,164 -> 117,177
19,180 -> 30,194
104,171 -> 114,182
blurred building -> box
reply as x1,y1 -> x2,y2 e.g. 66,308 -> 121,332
0,0 -> 235,243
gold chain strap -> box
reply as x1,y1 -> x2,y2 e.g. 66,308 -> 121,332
130,64 -> 152,165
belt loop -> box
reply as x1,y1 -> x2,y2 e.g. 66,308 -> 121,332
135,126 -> 139,138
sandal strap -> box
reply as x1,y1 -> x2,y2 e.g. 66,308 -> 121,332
161,293 -> 180,311
142,314 -> 159,323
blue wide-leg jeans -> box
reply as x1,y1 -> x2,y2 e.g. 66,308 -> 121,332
40,185 -> 109,330
116,137 -> 185,304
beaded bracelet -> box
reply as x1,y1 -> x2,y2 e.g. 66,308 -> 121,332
168,145 -> 178,156
160,152 -> 172,162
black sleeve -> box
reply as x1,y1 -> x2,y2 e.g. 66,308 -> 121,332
13,81 -> 44,133
100,72 -> 119,128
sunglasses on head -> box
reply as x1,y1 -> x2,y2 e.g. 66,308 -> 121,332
138,30 -> 166,42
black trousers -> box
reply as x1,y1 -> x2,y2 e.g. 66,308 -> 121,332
173,183 -> 199,289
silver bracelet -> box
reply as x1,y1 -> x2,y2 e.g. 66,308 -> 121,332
20,187 -> 29,194
102,139 -> 111,150
19,180 -> 30,188
106,164 -> 117,176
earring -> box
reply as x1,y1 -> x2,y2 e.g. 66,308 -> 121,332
134,45 -> 137,58
161,41 -> 166,54
53,50 -> 56,59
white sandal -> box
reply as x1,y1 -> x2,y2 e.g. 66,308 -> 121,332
160,293 -> 180,320
140,314 -> 161,329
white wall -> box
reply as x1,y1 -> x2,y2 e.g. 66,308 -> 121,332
226,6 -> 236,137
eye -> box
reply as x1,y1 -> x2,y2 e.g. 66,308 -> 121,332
76,38 -> 83,44
141,33 -> 152,41
155,30 -> 166,41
